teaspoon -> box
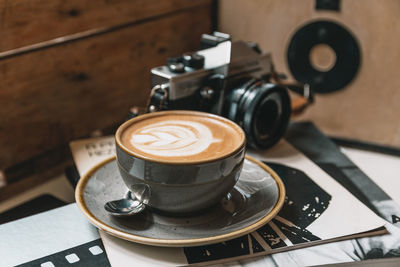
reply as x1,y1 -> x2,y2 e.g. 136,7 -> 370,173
104,191 -> 146,216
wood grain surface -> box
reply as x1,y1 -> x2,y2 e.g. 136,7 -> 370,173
0,153 -> 73,202
219,0 -> 400,148
0,1 -> 212,171
0,0 -> 210,52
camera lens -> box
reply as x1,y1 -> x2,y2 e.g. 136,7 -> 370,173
254,95 -> 280,140
224,79 -> 291,149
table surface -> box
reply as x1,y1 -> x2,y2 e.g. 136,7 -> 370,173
1,146 -> 400,267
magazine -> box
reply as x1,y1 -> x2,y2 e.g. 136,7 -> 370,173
228,122 -> 400,267
69,123 -> 388,266
218,122 -> 400,266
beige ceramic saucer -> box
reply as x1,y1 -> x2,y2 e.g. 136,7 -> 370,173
75,155 -> 285,247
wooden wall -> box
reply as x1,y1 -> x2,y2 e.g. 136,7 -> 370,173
0,0 -> 212,183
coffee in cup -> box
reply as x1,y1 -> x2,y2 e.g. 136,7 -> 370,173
119,112 -> 243,163
115,110 -> 246,214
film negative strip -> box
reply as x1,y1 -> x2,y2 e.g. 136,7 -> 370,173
16,239 -> 110,267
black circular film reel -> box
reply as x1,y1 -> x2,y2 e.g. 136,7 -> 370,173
287,20 -> 361,93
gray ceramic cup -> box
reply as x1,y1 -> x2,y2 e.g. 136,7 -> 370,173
115,110 -> 246,214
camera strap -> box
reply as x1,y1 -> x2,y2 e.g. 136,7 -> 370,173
270,70 -> 314,116
127,84 -> 169,119
146,84 -> 169,112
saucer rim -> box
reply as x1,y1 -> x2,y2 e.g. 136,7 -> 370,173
75,155 -> 285,247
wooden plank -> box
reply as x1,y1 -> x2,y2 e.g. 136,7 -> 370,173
0,155 -> 73,202
0,0 -> 211,52
0,3 -> 212,170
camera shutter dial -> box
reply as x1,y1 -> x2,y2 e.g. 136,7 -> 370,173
167,57 -> 185,73
182,53 -> 205,69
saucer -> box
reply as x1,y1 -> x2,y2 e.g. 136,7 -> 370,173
75,155 -> 285,247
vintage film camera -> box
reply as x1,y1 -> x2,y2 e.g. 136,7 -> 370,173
144,32 -> 312,149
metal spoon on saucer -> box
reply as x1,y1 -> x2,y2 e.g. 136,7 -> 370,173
104,191 -> 146,216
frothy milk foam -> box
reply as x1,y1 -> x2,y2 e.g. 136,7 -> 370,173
120,113 -> 244,162
130,120 -> 221,157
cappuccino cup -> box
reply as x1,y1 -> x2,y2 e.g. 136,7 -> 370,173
115,110 -> 246,214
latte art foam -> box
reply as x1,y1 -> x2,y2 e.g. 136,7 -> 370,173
119,112 -> 244,162
130,120 -> 221,157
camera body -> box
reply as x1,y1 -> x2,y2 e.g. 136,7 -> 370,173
149,33 -> 291,149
